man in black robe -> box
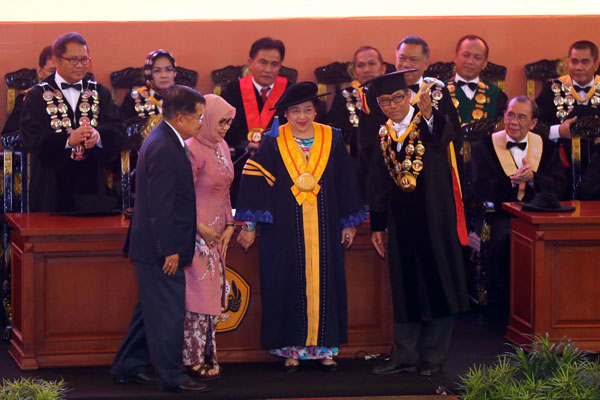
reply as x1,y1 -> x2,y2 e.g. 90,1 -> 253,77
471,96 -> 566,313
20,32 -> 124,213
2,45 -> 55,136
358,36 -> 462,198
535,40 -> 600,198
366,70 -> 469,377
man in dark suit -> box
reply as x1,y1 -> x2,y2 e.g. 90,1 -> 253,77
471,96 -> 566,313
20,32 -> 124,212
111,85 -> 208,393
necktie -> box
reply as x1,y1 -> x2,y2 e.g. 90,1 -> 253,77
61,82 -> 83,91
573,85 -> 591,93
184,144 -> 190,160
260,87 -> 269,103
506,141 -> 527,150
456,80 -> 478,91
408,84 -> 420,93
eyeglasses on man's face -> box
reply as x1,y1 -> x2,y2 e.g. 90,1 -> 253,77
60,56 -> 92,66
377,93 -> 408,107
183,113 -> 204,123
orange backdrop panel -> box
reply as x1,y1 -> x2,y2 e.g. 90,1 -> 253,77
1,16 -> 599,127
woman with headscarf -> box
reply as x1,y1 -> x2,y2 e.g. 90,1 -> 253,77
235,82 -> 366,372
120,49 -> 177,125
182,94 -> 236,380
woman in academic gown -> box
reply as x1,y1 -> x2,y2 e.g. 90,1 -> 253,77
235,82 -> 366,372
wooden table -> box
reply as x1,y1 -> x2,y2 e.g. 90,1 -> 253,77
502,201 -> 600,351
6,213 -> 393,369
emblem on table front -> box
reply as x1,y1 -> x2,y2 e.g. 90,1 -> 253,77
216,266 -> 250,333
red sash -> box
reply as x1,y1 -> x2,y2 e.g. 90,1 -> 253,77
240,75 -> 287,131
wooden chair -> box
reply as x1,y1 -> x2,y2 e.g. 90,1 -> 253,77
211,65 -> 298,96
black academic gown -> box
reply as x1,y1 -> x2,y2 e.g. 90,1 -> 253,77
20,74 -> 125,212
323,88 -> 359,157
1,93 -> 25,135
577,145 -> 600,200
470,133 -> 566,301
368,107 -> 469,323
235,127 -> 366,349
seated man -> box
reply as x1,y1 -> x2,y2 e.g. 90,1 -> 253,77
2,45 -> 55,135
535,40 -> 600,196
120,49 -> 177,126
20,32 -> 125,213
221,37 -> 290,204
323,45 -> 387,157
367,69 -> 469,377
446,34 -> 507,125
221,37 -> 290,161
471,96 -> 566,312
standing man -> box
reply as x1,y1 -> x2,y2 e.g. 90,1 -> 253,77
366,70 -> 469,377
535,40 -> 600,196
447,34 -> 508,126
471,96 -> 566,312
222,37 -> 290,161
111,85 -> 208,393
20,32 -> 124,212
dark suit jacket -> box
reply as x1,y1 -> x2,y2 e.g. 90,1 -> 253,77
127,120 -> 196,267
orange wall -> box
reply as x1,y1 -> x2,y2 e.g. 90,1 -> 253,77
1,16 -> 600,127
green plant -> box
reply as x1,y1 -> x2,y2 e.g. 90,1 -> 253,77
458,334 -> 600,400
0,377 -> 70,400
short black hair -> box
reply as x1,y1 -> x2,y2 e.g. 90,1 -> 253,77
455,34 -> 489,59
569,40 -> 599,62
162,85 -> 206,120
249,37 -> 285,61
353,46 -> 384,66
52,32 -> 87,58
509,95 -> 539,120
38,46 -> 53,68
396,36 -> 430,60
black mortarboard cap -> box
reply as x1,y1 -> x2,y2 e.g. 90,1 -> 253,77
361,69 -> 417,97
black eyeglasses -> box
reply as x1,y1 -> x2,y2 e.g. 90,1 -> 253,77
218,118 -> 233,127
377,93 -> 407,107
60,56 -> 92,66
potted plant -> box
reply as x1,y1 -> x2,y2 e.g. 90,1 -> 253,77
0,377 -> 69,399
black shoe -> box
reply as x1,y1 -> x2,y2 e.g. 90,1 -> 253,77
114,372 -> 156,385
283,361 -> 299,373
419,362 -> 442,376
319,360 -> 339,372
370,360 -> 417,375
175,378 -> 210,392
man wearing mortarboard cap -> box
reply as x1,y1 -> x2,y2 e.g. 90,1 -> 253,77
366,69 -> 469,377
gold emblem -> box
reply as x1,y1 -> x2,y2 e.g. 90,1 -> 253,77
247,128 -> 264,143
398,171 -> 416,192
551,83 -> 562,94
50,118 -> 62,130
79,116 -> 90,126
472,109 -> 484,120
412,159 -> 423,172
53,90 -> 63,100
405,143 -> 415,155
46,104 -> 58,115
42,91 -> 54,101
216,267 -> 251,333
61,117 -> 72,128
379,126 -> 388,138
452,97 -> 459,108
380,141 -> 388,151
475,93 -> 487,104
415,143 -> 425,156
58,103 -> 68,114
565,95 -> 575,106
79,102 -> 91,113
431,89 -> 443,101
295,172 -> 317,192
91,118 -> 98,127
402,159 -> 412,170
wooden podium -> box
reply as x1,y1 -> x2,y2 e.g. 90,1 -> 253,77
6,213 -> 393,370
502,201 -> 600,351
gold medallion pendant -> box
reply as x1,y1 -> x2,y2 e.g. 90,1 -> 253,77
398,171 -> 416,192
247,127 -> 264,143
295,172 -> 317,192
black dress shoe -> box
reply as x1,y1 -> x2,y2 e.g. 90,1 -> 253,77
283,361 -> 299,373
370,360 -> 417,375
419,362 -> 442,376
319,360 -> 339,372
114,372 -> 156,384
175,378 -> 209,392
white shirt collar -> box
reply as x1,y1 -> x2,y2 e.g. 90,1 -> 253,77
454,72 -> 480,84
252,76 -> 274,92
392,105 -> 415,129
505,133 -> 528,144
164,120 -> 186,148
54,72 -> 83,89
572,76 -> 595,88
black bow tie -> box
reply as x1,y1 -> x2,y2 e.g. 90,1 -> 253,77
573,85 -> 591,93
61,82 -> 82,91
408,84 -> 420,93
506,141 -> 527,150
456,80 -> 478,91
